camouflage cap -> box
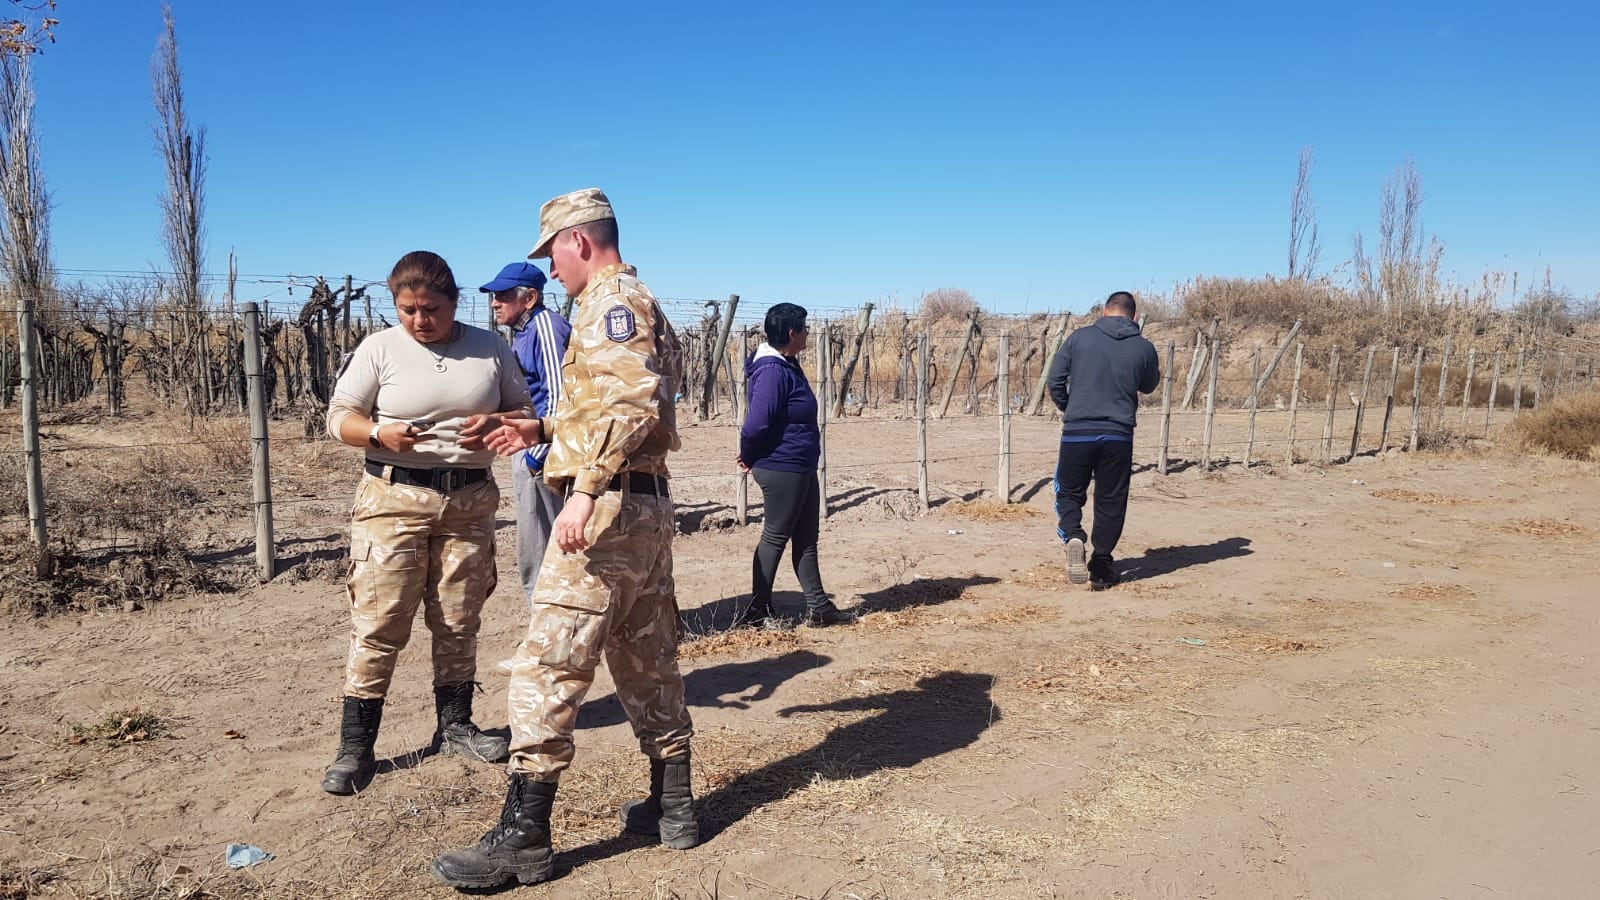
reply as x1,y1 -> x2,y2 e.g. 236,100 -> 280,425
528,188 -> 616,259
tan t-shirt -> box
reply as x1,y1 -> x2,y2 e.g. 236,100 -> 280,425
327,323 -> 533,469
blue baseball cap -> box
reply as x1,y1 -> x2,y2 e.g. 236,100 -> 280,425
479,262 -> 548,293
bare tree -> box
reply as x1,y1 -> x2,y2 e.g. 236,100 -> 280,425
0,50 -> 51,573
154,2 -> 204,314
1287,146 -> 1321,280
2,0 -> 57,57
1377,158 -> 1423,313
153,2 -> 208,411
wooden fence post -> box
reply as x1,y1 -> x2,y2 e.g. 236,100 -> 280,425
916,332 -> 930,509
1244,344 -> 1261,468
1285,343 -> 1304,465
1322,345 -> 1341,464
1378,346 -> 1401,452
1460,347 -> 1477,427
1533,352 -> 1546,409
938,309 -> 980,418
1350,346 -> 1376,460
1409,347 -> 1424,452
1436,334 -> 1453,406
735,358 -> 749,526
243,303 -> 276,581
1182,319 -> 1219,410
1158,339 -> 1175,475
1244,320 -> 1301,407
1026,313 -> 1070,416
17,286 -> 50,577
698,294 -> 739,420
1554,351 -> 1567,398
1485,349 -> 1503,434
1513,348 -> 1526,416
832,302 -> 875,418
1201,338 -> 1220,470
997,332 -> 1011,501
817,322 -> 829,521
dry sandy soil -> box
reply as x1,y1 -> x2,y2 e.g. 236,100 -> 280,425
2,413 -> 1598,899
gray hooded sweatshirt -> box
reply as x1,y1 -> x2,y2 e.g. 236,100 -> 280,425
1046,316 -> 1161,437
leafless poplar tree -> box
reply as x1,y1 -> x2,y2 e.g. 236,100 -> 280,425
153,2 -> 208,410
1287,146 -> 1321,280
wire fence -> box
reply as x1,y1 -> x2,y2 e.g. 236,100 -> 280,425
2,299 -> 1597,592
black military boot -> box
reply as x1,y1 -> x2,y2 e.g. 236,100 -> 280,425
321,696 -> 383,795
431,775 -> 556,888
619,753 -> 699,849
433,682 -> 509,763
803,596 -> 856,628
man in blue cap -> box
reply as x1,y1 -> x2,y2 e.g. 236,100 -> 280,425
482,262 -> 572,607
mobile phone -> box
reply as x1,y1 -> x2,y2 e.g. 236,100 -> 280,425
408,418 -> 437,431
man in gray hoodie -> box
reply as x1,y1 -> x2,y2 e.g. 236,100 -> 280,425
1046,291 -> 1161,589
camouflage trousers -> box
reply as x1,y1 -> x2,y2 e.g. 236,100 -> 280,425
507,487 -> 692,780
342,472 -> 499,699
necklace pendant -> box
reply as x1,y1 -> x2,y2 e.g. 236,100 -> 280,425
433,361 -> 447,373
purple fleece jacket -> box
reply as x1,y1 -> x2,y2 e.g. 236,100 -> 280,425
739,344 -> 821,473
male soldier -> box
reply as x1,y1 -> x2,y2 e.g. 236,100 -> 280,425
480,261 -> 571,607
1047,291 -> 1160,590
434,189 -> 696,889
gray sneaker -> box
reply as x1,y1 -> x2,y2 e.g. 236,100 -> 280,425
1064,538 -> 1089,585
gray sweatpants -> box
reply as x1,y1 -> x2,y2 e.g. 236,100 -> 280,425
512,458 -> 565,607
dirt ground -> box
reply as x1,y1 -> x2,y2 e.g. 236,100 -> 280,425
2,413 -> 1598,899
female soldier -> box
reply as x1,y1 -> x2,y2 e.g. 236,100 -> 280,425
321,250 -> 533,794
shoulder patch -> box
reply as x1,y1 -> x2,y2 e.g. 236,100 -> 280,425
604,305 -> 636,342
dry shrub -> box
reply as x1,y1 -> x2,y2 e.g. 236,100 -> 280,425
940,499 -> 1041,522
1508,390 -> 1600,460
919,288 -> 980,323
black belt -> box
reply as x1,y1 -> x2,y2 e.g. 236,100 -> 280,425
567,471 -> 669,497
365,460 -> 489,493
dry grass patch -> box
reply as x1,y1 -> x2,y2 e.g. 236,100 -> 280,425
1217,633 -> 1322,654
888,809 -> 1068,892
980,603 -> 1060,626
857,605 -> 967,633
1370,656 -> 1474,678
67,708 -> 172,747
678,627 -> 802,661
939,499 -> 1042,522
1508,391 -> 1600,460
1371,488 -> 1474,505
1504,518 -> 1587,538
1390,582 -> 1476,603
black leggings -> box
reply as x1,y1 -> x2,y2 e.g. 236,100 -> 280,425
751,467 -> 826,607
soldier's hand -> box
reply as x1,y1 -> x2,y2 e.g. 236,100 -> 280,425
458,414 -> 501,451
554,492 -> 596,553
485,419 -> 542,455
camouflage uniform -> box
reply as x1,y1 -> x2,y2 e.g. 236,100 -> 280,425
345,473 -> 499,698
507,263 -> 692,779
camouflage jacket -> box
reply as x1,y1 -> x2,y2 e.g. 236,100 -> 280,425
540,264 -> 682,495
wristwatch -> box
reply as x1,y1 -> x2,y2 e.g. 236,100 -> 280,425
368,423 -> 383,449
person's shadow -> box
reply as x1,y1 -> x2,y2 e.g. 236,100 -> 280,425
560,670 -> 999,873
1114,537 -> 1253,582
577,650 -> 833,729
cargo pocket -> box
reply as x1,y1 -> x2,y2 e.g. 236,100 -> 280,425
531,606 -> 609,672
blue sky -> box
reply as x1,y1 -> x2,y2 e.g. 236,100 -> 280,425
23,0 -> 1600,321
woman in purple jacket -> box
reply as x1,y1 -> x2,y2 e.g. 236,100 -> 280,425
733,303 -> 854,629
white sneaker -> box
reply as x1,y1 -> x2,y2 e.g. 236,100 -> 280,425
1064,538 -> 1089,585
